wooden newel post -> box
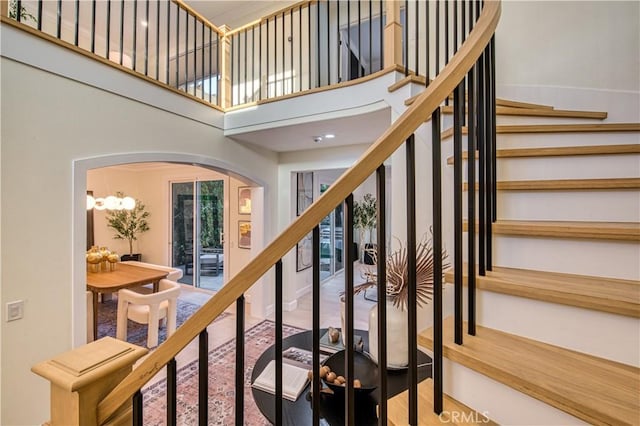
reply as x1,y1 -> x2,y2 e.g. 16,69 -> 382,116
219,25 -> 232,109
384,1 -> 403,69
32,337 -> 148,426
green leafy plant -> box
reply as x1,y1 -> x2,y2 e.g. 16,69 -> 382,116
353,193 -> 377,259
9,0 -> 37,24
106,193 -> 150,255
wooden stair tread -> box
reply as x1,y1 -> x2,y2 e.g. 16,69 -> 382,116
445,265 -> 640,317
442,123 -> 640,139
419,318 -> 640,426
462,177 -> 640,191
440,105 -> 608,119
387,378 -> 496,425
446,144 -> 640,164
405,92 -> 554,110
388,74 -> 428,92
463,220 -> 640,241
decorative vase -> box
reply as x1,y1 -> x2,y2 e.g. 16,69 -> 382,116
107,252 -> 119,271
368,297 -> 409,368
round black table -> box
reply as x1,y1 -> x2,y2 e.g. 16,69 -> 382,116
250,329 -> 432,425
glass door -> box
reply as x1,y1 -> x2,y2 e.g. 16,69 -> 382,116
319,183 -> 345,281
171,180 -> 224,290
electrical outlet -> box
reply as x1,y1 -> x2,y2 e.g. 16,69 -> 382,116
6,300 -> 24,322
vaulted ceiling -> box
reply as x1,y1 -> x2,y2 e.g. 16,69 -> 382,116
183,1 -> 299,30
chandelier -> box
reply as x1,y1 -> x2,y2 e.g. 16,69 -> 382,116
86,194 -> 136,211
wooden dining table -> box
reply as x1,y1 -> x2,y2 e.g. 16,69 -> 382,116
86,263 -> 169,341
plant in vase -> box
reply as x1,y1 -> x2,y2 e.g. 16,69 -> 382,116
353,193 -> 377,263
356,234 -> 449,367
105,193 -> 150,260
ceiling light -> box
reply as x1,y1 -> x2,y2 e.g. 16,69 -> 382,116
325,134 -> 335,139
141,20 -> 148,27
313,136 -> 322,143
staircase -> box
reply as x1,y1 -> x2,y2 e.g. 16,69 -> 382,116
388,97 -> 640,424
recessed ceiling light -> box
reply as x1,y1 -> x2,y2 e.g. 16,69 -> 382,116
141,20 -> 148,27
313,136 -> 322,142
325,134 -> 335,139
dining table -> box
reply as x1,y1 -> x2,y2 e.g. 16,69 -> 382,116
86,263 -> 169,341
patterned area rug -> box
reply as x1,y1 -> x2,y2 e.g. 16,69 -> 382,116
97,297 -> 221,348
142,320 -> 305,425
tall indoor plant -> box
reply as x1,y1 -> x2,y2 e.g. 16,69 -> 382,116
106,193 -> 150,260
353,193 -> 377,263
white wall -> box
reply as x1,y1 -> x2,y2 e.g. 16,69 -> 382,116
0,28 -> 278,425
496,1 -> 639,92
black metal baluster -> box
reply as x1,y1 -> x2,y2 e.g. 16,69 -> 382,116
299,5 -> 302,91
275,260 -> 283,425
358,0 -> 362,78
201,22 -> 205,99
316,2 -> 320,87
274,15 -> 278,95
90,0 -> 95,51
259,22 -> 263,101
133,0 -> 138,71
132,390 -> 143,426
209,27 -> 213,103
468,62 -> 477,336
198,330 -> 208,425
156,0 -> 160,80
369,0 -> 372,75
252,25 -> 256,101
106,0 -> 111,58
56,0 -> 61,38
454,80 -> 464,345
119,0 -> 124,65
144,0 -> 149,75
235,294 -> 245,426
477,50 -> 486,277
308,5 -> 311,90
336,1 -> 340,82
282,11 -> 285,95
193,15 -> 197,96
326,2 -> 330,84
406,134 -> 418,425
403,0 -> 408,75
244,29 -> 248,102
345,194 -> 355,425
415,0 -> 419,77
376,164 -> 388,425
491,36 -> 497,226
291,8 -> 294,92
425,0 -> 430,84
185,11 -> 189,91
379,0 -> 383,72
216,31 -> 220,104
312,226 -> 321,426
175,6 -> 179,88
462,0 -> 466,41
445,0 -> 449,65
266,17 -> 269,97
38,0 -> 43,30
167,358 -> 177,426
485,41 -> 493,270
15,0 -> 21,22
431,108 -> 443,414
166,0 -> 170,84
435,0 -> 439,75
232,33 -> 237,104
74,0 -> 79,46
347,0 -> 351,79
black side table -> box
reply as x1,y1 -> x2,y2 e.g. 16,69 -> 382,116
250,329 -> 432,425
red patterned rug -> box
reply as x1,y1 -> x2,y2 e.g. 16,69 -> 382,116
142,320 -> 305,425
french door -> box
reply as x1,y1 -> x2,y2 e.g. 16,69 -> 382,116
171,180 -> 224,290
319,183 -> 344,281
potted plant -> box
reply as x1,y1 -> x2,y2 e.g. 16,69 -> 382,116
106,193 -> 150,261
353,193 -> 377,264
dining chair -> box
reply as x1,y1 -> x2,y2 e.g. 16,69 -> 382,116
116,278 -> 181,348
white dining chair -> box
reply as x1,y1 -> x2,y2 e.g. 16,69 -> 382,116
116,278 -> 181,348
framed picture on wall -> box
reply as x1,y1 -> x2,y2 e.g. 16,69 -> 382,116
296,172 -> 313,216
296,232 -> 313,271
239,221 -> 252,249
238,186 -> 252,215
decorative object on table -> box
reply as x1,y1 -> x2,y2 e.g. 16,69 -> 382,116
86,246 -> 103,273
354,234 -> 449,367
98,246 -> 111,271
296,171 -> 313,216
105,192 -> 150,258
321,350 -> 378,395
238,220 -> 252,249
238,186 -> 252,215
107,252 -> 120,271
354,193 -> 377,263
319,327 -> 345,354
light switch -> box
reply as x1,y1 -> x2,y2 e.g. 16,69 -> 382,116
6,300 -> 24,322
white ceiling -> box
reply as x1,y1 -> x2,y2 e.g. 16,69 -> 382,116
184,1 -> 299,30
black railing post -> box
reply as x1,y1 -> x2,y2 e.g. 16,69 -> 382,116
404,0 -> 408,75
167,358 -> 177,426
132,390 -> 143,426
312,226 -> 321,426
235,294 -> 245,425
468,63 -> 477,336
484,43 -> 493,271
198,330 -> 208,425
491,35 -> 497,225
344,194 -> 355,425
90,0 -> 95,52
406,134 -> 418,425
453,81 -> 464,345
275,260 -> 283,425
432,108 -> 443,414
74,0 -> 79,46
133,0 -> 138,71
477,50 -> 486,277
119,0 -> 124,65
376,165 -> 388,425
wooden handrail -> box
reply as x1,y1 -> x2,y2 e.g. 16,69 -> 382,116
97,1 -> 501,422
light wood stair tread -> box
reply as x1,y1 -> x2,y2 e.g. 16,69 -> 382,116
445,265 -> 640,317
387,378 -> 496,425
388,74 -> 428,92
405,92 -> 554,110
419,317 -> 640,425
463,220 -> 640,241
462,177 -> 640,191
440,105 -> 608,119
446,144 -> 640,164
442,123 -> 640,139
